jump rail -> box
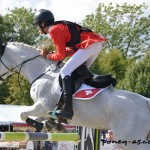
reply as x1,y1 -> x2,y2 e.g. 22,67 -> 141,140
0,132 -> 80,142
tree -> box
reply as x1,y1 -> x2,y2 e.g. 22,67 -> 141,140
0,81 -> 9,104
0,7 -> 38,105
0,15 -> 3,38
90,49 -> 130,82
1,5 -> 149,104
4,74 -> 33,105
0,15 -> 12,43
34,34 -> 55,51
118,50 -> 150,97
82,3 -> 150,58
3,7 -> 38,44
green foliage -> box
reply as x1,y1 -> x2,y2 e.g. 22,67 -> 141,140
2,7 -> 38,44
0,81 -> 9,104
0,7 -> 38,105
0,15 -> 4,38
83,3 -> 150,58
83,3 -> 150,97
34,34 -> 55,52
118,50 -> 150,97
0,15 -> 12,43
0,4 -> 149,106
90,49 -> 130,81
4,74 -> 33,105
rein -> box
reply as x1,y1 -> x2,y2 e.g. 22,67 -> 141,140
0,43 -> 63,97
0,55 -> 41,81
0,52 -> 62,89
0,54 -> 41,94
30,63 -> 60,86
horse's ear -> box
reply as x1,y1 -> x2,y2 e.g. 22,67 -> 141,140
0,37 -> 6,56
0,37 -> 2,47
8,36 -> 14,43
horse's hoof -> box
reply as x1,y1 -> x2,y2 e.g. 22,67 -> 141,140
36,123 -> 44,132
44,119 -> 58,131
35,117 -> 45,123
26,118 -> 43,132
56,123 -> 66,132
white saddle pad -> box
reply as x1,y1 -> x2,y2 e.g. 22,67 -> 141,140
53,76 -> 109,100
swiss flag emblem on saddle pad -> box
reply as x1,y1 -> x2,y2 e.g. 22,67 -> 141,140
53,76 -> 109,100
73,88 -> 102,100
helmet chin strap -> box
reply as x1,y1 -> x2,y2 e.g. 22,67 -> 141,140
42,28 -> 47,35
41,26 -> 47,35
38,22 -> 47,34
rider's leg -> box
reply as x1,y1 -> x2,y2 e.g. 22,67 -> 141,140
61,42 -> 103,79
57,42 -> 103,120
71,46 -> 101,81
72,64 -> 94,80
57,75 -> 73,120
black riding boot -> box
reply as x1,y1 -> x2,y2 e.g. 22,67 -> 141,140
57,75 -> 74,120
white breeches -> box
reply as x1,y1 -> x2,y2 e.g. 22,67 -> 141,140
60,42 -> 103,79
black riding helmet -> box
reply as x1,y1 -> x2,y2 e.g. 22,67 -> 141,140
34,9 -> 55,34
34,9 -> 55,24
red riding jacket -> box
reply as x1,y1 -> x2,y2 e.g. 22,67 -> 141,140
47,23 -> 106,61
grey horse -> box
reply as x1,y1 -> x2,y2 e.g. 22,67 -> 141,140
0,42 -> 150,150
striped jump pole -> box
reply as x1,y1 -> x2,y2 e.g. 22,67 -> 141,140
0,132 -> 80,142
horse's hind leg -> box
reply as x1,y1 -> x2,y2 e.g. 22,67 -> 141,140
122,143 -> 150,150
111,119 -> 150,150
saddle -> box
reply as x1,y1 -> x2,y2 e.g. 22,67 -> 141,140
59,64 -> 116,93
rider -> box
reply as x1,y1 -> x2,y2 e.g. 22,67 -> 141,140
34,9 -> 107,120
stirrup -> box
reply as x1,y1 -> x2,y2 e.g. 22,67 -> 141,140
49,105 -> 59,120
56,107 -> 74,120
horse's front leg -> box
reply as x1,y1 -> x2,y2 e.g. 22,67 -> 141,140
25,118 -> 43,132
20,101 -> 48,132
20,101 -> 64,132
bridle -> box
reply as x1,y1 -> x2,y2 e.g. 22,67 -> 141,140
0,43 -> 62,86
0,46 -> 41,82
0,42 -> 44,89
0,44 -> 44,97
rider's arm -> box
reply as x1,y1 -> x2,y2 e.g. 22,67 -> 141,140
47,24 -> 71,61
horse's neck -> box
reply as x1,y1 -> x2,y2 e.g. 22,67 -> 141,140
21,57 -> 56,83
7,43 -> 59,83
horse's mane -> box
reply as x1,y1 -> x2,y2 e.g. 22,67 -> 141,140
11,42 -> 39,51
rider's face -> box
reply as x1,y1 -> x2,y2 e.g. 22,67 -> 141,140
37,25 -> 43,34
37,22 -> 49,34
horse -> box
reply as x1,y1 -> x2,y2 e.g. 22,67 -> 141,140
0,41 -> 150,150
